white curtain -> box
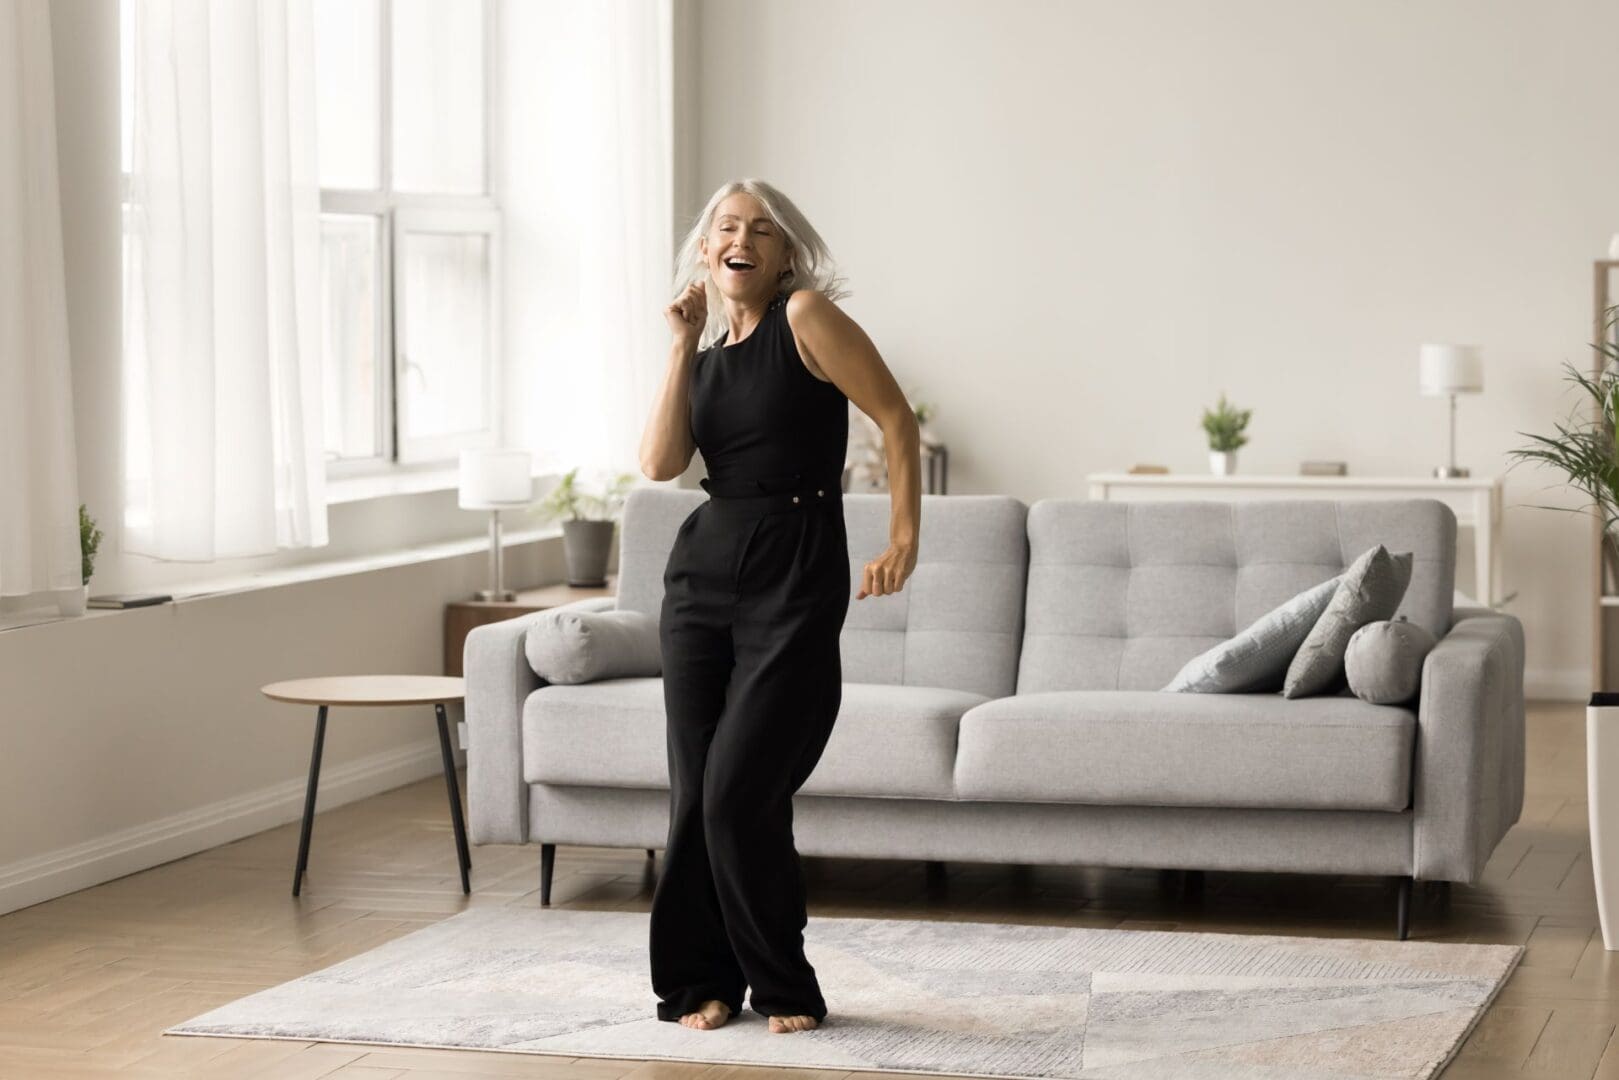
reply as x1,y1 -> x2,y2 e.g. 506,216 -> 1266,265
125,0 -> 328,561
509,0 -> 673,481
0,0 -> 83,607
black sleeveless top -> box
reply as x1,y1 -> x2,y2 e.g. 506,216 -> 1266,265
691,292 -> 848,490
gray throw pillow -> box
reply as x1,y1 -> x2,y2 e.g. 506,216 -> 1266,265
1344,616 -> 1437,705
524,607 -> 662,684
1282,545 -> 1415,699
1162,574 -> 1344,693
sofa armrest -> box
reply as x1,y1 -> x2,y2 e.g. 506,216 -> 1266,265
464,595 -> 617,844
1412,606 -> 1526,883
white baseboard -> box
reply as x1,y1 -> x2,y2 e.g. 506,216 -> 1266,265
0,736 -> 455,917
1526,668 -> 1587,703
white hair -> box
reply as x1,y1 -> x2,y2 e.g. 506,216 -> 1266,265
672,178 -> 850,350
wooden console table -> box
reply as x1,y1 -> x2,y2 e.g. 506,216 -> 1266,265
443,574 -> 618,676
1086,473 -> 1502,607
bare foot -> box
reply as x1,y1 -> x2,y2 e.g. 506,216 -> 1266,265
769,1013 -> 819,1033
679,999 -> 732,1030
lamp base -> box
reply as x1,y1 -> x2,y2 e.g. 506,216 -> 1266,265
475,588 -> 518,602
1432,465 -> 1471,479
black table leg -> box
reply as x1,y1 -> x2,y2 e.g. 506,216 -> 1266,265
436,702 -> 472,894
292,705 -> 328,897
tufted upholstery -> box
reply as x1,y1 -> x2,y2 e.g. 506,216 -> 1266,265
1017,499 -> 1456,693
614,486 -> 1029,699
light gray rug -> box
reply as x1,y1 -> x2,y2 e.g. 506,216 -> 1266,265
165,906 -> 1521,1079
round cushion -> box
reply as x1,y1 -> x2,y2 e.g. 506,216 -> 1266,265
1344,616 -> 1438,706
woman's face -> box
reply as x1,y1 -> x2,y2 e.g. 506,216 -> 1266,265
700,193 -> 792,306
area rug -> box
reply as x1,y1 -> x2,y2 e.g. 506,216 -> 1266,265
165,906 -> 1522,1079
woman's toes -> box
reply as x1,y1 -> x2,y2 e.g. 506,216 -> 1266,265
769,1014 -> 818,1032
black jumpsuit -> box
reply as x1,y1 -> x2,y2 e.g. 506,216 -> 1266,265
650,290 -> 851,1025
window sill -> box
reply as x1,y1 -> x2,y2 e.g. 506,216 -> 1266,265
325,464 -> 462,504
0,523 -> 566,633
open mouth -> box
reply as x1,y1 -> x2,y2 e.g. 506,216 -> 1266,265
723,258 -> 756,274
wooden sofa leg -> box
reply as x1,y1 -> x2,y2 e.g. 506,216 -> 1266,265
540,843 -> 556,907
1395,875 -> 1413,940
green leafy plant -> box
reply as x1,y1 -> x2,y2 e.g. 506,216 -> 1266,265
79,503 -> 102,586
1201,393 -> 1252,453
907,387 -> 936,428
530,468 -> 635,524
1506,306 -> 1619,548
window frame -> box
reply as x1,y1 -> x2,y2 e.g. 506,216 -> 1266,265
320,0 -> 503,481
389,205 -> 503,466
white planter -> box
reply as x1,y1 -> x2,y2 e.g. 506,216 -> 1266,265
1590,695 -> 1619,949
56,582 -> 88,617
1209,450 -> 1238,476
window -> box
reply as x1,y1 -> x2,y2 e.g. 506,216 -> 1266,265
314,0 -> 501,476
120,0 -> 501,482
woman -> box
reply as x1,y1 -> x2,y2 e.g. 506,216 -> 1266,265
639,179 -> 922,1033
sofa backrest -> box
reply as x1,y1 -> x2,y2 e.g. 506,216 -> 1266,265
1017,498 -> 1457,694
618,486 -> 1029,698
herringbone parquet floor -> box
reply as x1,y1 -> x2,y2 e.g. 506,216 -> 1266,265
0,702 -> 1607,1078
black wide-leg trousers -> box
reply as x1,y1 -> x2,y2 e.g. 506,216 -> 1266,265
650,478 -> 850,1024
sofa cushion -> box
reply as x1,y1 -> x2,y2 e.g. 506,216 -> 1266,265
1162,574 -> 1342,693
1345,616 -> 1437,705
523,678 -> 990,799
1018,499 -> 1456,693
1283,546 -> 1414,699
954,690 -> 1415,811
616,487 -> 1029,699
524,608 -> 661,684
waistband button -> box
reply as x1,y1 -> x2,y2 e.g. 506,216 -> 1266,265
816,489 -> 824,496
792,495 -> 800,504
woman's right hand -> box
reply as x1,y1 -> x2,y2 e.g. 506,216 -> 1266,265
665,282 -> 707,353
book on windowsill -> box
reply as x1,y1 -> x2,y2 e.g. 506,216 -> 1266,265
87,593 -> 172,609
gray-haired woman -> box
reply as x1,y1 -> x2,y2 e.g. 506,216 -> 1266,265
639,179 -> 922,1032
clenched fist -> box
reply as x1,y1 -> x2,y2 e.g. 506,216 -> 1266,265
665,282 -> 707,353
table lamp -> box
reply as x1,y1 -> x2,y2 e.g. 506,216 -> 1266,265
459,449 -> 534,601
1418,344 -> 1484,479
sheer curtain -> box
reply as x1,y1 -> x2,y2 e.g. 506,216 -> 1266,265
509,0 -> 673,481
0,0 -> 83,611
124,0 -> 328,561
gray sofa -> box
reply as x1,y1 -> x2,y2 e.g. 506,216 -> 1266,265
465,490 -> 1525,939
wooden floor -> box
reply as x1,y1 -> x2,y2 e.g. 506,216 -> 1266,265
0,700 -> 1610,1078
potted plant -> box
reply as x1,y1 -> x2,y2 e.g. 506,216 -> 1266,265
529,468 -> 634,587
1506,304 -> 1619,948
60,503 -> 103,616
1202,393 -> 1251,475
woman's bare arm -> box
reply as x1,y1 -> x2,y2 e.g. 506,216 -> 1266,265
640,284 -> 707,481
785,289 -> 921,599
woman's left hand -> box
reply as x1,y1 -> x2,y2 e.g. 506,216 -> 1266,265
857,540 -> 918,599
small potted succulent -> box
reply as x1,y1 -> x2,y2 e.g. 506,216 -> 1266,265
529,468 -> 634,587
1202,393 -> 1251,476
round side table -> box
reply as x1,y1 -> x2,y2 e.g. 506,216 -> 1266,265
262,675 -> 470,897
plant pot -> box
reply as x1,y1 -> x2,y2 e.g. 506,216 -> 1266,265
57,582 -> 88,617
1209,450 -> 1238,476
1590,693 -> 1619,949
562,519 -> 616,587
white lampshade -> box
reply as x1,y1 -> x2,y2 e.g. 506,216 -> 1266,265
1418,344 -> 1484,396
458,449 -> 533,509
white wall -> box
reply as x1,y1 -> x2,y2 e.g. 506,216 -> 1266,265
694,0 -> 1619,697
